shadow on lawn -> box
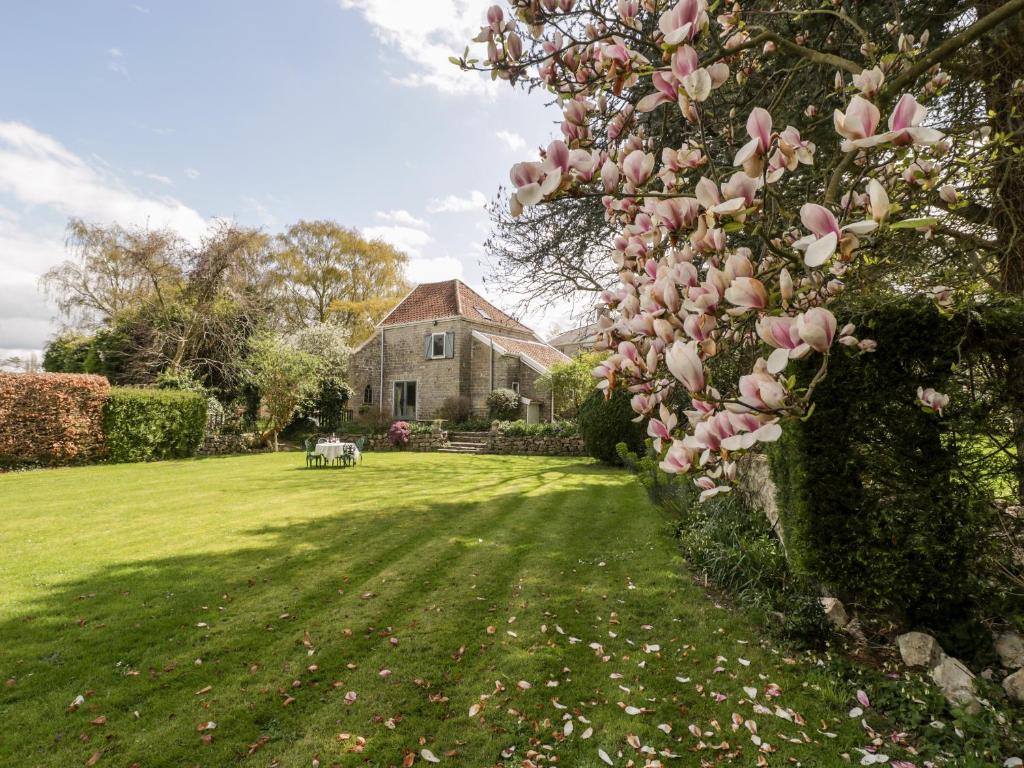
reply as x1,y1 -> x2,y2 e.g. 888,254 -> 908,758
0,465 -> 625,765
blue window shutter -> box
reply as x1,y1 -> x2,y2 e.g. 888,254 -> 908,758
424,333 -> 432,359
444,331 -> 454,358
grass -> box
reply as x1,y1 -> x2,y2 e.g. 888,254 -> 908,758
0,452 -> 874,767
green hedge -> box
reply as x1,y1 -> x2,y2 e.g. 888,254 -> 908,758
579,388 -> 645,464
494,419 -> 579,437
103,388 -> 207,463
767,298 -> 997,629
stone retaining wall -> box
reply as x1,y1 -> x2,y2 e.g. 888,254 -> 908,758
486,434 -> 587,456
198,433 -> 255,456
336,432 -> 449,452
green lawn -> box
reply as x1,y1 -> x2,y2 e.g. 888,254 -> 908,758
0,452 -> 871,767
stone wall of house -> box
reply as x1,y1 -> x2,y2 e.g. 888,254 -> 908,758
335,432 -> 449,452
468,335 -> 551,421
486,434 -> 587,456
350,319 -> 543,422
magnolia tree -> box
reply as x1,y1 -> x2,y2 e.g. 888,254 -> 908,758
459,0 -> 1024,500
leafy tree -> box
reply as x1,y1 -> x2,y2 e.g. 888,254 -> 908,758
42,333 -> 91,373
244,334 -> 322,452
272,220 -> 410,343
290,323 -> 353,431
540,351 -> 606,419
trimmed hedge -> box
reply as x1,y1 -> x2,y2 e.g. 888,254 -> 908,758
103,388 -> 207,463
494,419 -> 579,437
767,298 -> 998,629
578,388 -> 645,464
0,372 -> 110,467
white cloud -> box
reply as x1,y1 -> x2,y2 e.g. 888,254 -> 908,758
243,197 -> 280,230
107,48 -> 129,78
406,255 -> 464,284
427,190 -> 488,213
375,209 -> 429,229
0,122 -> 214,350
337,0 -> 492,95
496,129 -> 526,152
0,122 -> 208,242
133,4 -> 150,12
184,167 -> 200,180
361,224 -> 433,259
134,170 -> 174,185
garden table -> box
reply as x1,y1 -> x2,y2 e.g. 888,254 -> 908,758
314,441 -> 361,464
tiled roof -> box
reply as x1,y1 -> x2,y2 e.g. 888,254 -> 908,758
548,322 -> 601,347
380,280 -> 534,334
478,332 -> 572,372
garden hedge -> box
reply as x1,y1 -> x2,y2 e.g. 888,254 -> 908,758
0,372 -> 110,467
103,388 -> 207,463
579,387 -> 645,464
767,298 -> 1009,628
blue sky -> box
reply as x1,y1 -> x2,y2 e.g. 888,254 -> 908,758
0,0 -> 569,358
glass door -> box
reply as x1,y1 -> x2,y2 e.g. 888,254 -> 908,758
393,381 -> 417,420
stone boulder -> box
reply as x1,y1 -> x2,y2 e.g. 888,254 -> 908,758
1004,668 -> 1024,704
931,654 -> 981,714
897,632 -> 942,669
995,631 -> 1024,670
819,597 -> 849,629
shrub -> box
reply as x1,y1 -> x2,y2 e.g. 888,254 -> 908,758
768,298 -> 999,636
495,420 -> 579,438
487,388 -> 521,420
388,421 -> 411,448
578,388 -> 645,464
103,388 -> 207,463
438,395 -> 474,423
0,372 -> 110,467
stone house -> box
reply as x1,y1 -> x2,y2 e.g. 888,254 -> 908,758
548,321 -> 601,357
348,280 -> 570,423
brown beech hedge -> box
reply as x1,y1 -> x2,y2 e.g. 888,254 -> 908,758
0,372 -> 110,467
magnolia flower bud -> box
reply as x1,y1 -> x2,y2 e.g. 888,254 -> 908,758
938,184 -> 958,204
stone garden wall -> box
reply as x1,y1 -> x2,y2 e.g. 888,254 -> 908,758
336,432 -> 449,452
198,434 -> 256,456
486,434 -> 587,456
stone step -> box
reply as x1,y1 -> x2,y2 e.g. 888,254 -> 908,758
447,441 -> 487,449
447,433 -> 489,444
438,445 -> 486,454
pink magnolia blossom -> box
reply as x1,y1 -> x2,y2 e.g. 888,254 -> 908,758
622,149 -> 656,186
793,203 -> 877,267
839,93 -> 944,151
724,276 -> 767,311
833,95 -> 881,146
660,440 -> 695,474
658,0 -> 709,46
916,387 -> 949,415
797,307 -> 837,354
666,339 -> 705,393
734,108 -> 773,175
637,71 -> 679,113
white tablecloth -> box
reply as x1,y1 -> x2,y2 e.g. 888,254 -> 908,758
315,442 -> 361,463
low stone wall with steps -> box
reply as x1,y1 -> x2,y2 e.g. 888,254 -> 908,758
335,432 -> 449,452
486,434 -> 587,457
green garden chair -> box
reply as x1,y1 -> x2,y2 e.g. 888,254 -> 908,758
342,444 -> 356,467
304,438 -> 322,468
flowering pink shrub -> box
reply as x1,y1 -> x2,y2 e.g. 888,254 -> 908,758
388,421 -> 412,449
462,0 -> 960,500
